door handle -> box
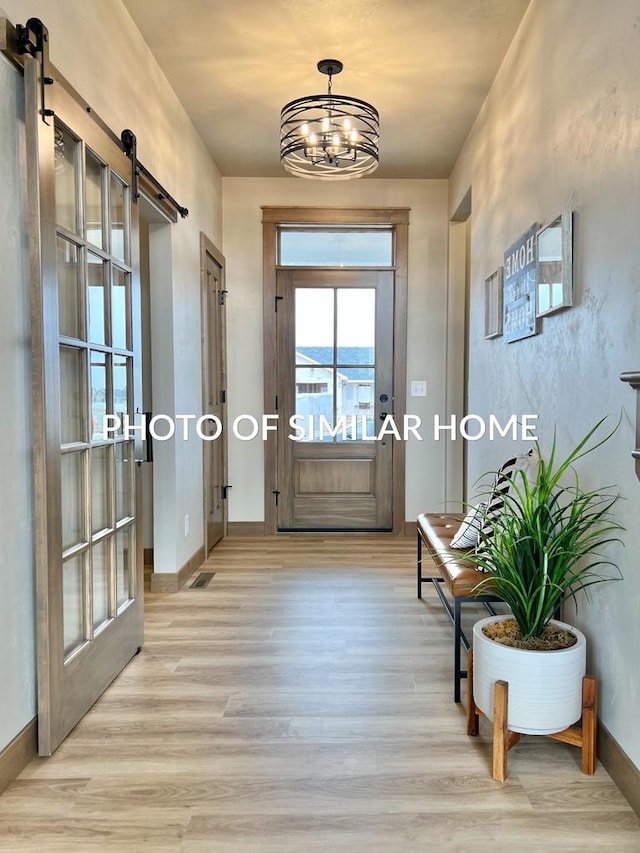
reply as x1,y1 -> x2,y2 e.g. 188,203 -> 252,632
379,412 -> 388,421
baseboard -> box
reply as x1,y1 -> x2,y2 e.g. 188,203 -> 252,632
403,521 -> 418,537
227,522 -> 266,536
598,722 -> 640,818
0,718 -> 37,796
150,545 -> 206,593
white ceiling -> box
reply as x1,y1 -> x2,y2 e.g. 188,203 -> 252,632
122,0 -> 530,179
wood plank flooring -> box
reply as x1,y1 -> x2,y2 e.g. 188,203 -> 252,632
0,535 -> 638,851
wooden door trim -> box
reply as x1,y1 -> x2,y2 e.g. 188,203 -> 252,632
261,207 -> 410,225
200,232 -> 228,555
263,209 -> 409,535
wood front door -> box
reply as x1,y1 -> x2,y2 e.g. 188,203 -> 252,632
276,269 -> 395,530
25,57 -> 144,754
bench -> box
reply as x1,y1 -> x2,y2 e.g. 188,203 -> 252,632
416,513 -> 501,703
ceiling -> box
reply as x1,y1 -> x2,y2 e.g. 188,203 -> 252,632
122,0 -> 530,179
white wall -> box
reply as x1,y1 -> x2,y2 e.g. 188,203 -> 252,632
450,0 -> 640,768
0,0 -> 222,752
0,52 -> 35,752
222,178 -> 450,523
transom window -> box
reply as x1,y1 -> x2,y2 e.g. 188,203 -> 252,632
279,226 -> 394,267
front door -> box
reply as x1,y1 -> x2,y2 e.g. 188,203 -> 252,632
276,269 -> 394,530
25,57 -> 144,754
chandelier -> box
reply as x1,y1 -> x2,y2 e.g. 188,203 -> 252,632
280,59 -> 379,180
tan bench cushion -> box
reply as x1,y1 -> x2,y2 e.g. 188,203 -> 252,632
417,512 -> 496,597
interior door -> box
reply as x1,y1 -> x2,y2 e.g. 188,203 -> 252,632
201,239 -> 227,552
276,269 -> 394,530
25,59 -> 143,754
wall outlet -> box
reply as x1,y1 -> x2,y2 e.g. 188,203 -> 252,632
184,514 -> 190,538
411,380 -> 427,397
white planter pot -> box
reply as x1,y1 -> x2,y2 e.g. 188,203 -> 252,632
473,615 -> 587,736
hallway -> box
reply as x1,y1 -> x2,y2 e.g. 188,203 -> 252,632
0,537 -> 637,851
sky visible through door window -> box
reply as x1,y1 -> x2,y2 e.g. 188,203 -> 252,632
295,288 -> 375,348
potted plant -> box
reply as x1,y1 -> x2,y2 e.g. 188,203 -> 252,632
468,418 -> 623,736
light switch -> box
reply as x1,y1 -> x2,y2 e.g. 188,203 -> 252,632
411,381 -> 427,397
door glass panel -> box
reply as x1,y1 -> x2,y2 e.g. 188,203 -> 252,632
116,524 -> 133,607
61,451 -> 85,551
60,346 -> 86,444
63,553 -> 85,656
115,441 -> 134,521
336,367 -> 375,441
295,366 -> 333,441
88,255 -> 106,344
54,123 -> 78,234
112,268 -> 130,350
85,152 -> 104,250
91,445 -> 111,534
92,540 -> 110,630
113,355 -> 129,423
295,288 -> 333,365
90,351 -> 108,441
337,288 -> 375,364
110,174 -> 126,262
57,238 -> 82,339
280,229 -> 393,266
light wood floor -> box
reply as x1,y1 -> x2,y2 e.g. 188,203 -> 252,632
0,535 -> 638,851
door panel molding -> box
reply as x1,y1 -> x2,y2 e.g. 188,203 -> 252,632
263,208 -> 409,535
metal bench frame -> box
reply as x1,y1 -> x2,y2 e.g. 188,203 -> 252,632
417,528 -> 501,703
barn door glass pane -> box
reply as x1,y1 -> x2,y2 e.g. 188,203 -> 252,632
57,238 -> 82,339
112,268 -> 130,350
91,445 -> 111,535
60,345 -> 86,444
63,554 -> 85,655
92,540 -> 110,630
116,524 -> 133,607
88,255 -> 107,345
115,441 -> 134,521
90,351 -> 108,441
54,124 -> 78,234
113,355 -> 129,423
85,151 -> 104,250
61,451 -> 85,551
110,175 -> 126,262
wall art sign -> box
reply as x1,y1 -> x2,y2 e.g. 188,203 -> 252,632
503,223 -> 538,343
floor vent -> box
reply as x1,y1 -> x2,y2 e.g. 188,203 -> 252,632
190,572 -> 215,589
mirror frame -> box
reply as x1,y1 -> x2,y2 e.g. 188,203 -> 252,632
536,210 -> 573,318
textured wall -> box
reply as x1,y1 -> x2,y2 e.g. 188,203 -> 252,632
450,0 -> 640,768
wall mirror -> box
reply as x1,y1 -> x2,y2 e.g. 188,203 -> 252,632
536,210 -> 573,317
484,266 -> 504,339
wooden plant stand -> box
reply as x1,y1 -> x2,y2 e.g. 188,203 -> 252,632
466,649 -> 597,782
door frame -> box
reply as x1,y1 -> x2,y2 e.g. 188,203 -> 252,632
262,207 -> 409,535
200,233 -> 228,554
